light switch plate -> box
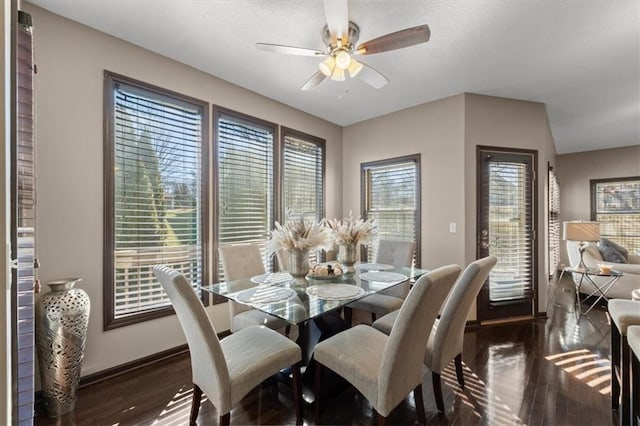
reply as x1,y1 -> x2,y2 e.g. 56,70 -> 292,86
449,222 -> 456,233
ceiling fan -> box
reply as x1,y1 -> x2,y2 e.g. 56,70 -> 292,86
256,0 -> 431,90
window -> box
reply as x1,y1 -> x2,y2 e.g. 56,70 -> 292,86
591,177 -> 640,250
104,72 -> 208,329
214,108 -> 276,280
282,127 -> 325,264
548,165 -> 560,277
361,155 -> 421,266
213,110 -> 326,282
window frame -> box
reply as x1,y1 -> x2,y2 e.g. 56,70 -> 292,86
280,127 -> 327,263
103,71 -> 210,330
360,154 -> 422,267
211,106 -> 278,287
590,175 -> 640,249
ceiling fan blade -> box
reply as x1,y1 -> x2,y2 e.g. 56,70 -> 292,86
301,71 -> 327,91
356,24 -> 431,55
323,0 -> 349,42
358,62 -> 389,89
256,43 -> 326,57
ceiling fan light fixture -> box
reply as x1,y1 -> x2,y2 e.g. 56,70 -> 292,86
319,56 -> 335,76
331,66 -> 345,81
335,50 -> 351,70
347,58 -> 363,77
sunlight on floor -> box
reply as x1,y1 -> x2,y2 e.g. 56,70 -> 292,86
441,361 -> 526,425
545,349 -> 611,394
152,385 -> 209,426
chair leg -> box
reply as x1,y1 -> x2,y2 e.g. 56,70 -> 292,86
315,362 -> 322,423
432,372 -> 445,413
455,353 -> 465,389
375,410 -> 386,426
612,321 -> 621,410
622,334 -> 631,425
413,384 -> 426,425
292,362 -> 303,424
219,412 -> 230,426
190,384 -> 202,425
344,306 -> 353,327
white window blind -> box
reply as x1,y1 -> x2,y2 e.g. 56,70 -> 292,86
216,112 -> 274,278
486,161 -> 533,303
363,157 -> 420,264
283,130 -> 324,264
548,167 -> 560,277
108,76 -> 205,326
592,177 -> 640,250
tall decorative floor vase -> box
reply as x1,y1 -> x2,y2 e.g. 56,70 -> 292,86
337,242 -> 357,273
36,278 -> 90,417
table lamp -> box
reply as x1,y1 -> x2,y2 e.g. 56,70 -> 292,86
563,220 -> 600,271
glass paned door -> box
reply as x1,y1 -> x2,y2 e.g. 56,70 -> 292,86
477,147 -> 536,321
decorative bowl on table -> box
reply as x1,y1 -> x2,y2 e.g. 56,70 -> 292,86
307,263 -> 343,280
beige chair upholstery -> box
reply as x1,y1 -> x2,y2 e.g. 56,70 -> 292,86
609,299 -> 640,425
219,243 -> 289,333
346,240 -> 416,325
373,255 -> 497,413
566,241 -> 640,299
314,264 -> 461,424
153,265 -> 302,425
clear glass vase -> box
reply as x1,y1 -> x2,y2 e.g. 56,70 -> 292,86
288,248 -> 310,278
337,242 -> 357,273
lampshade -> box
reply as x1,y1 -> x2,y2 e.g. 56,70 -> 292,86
318,56 -> 335,77
331,67 -> 345,81
563,221 -> 600,242
347,59 -> 363,77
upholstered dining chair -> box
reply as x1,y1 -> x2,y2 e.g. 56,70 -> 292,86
219,243 -> 290,334
153,265 -> 302,426
345,239 -> 416,325
373,255 -> 497,413
314,264 -> 461,425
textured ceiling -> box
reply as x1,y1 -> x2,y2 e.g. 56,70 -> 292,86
29,1 -> 640,154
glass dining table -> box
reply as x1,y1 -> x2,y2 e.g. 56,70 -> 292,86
204,264 -> 427,357
203,262 -> 428,401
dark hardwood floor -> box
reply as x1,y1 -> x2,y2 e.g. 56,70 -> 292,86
35,277 -> 616,425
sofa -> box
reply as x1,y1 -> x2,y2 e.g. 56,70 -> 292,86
566,240 -> 640,299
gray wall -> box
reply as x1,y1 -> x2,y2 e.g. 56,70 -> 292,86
556,145 -> 640,265
344,93 -> 557,319
27,3 -> 343,376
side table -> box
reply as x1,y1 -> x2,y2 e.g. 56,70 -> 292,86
559,266 -> 623,315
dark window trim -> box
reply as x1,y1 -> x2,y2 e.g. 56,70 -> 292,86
103,71 -> 210,330
360,154 -> 422,267
280,127 -> 327,264
211,106 -> 279,303
590,175 -> 640,219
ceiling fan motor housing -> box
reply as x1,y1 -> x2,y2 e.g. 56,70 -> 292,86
322,21 -> 360,51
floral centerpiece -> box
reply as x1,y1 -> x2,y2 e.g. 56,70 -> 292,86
267,216 -> 332,277
323,212 -> 377,272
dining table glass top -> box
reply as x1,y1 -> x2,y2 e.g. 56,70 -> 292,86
203,263 -> 428,325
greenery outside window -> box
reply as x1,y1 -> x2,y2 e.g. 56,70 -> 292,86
104,72 -> 209,329
591,176 -> 640,250
361,154 -> 421,266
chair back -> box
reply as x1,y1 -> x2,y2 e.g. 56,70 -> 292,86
375,239 -> 416,267
375,240 -> 416,298
219,243 -> 266,317
378,264 -> 461,411
427,255 -> 497,373
219,243 -> 266,281
275,248 -> 288,271
153,265 -> 230,410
